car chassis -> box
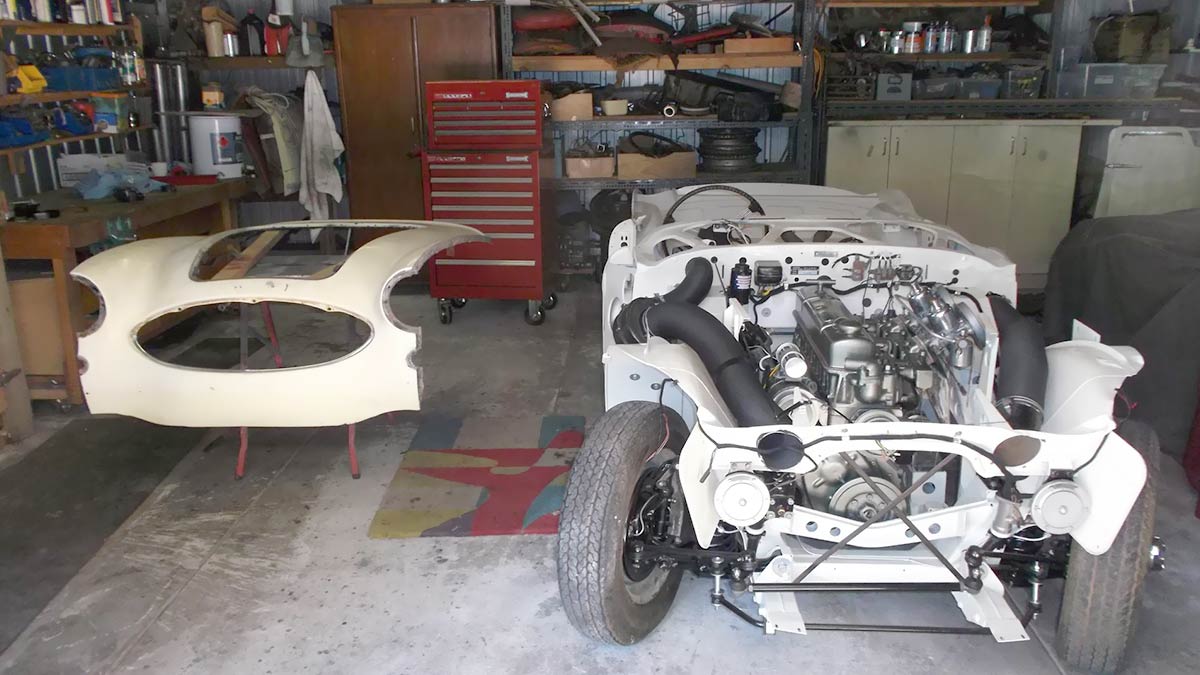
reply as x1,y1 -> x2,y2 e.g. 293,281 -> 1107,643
559,184 -> 1163,671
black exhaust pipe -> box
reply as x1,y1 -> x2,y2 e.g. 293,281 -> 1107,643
988,295 -> 1047,431
613,258 -> 804,469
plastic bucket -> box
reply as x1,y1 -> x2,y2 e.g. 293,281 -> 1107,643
188,114 -> 244,179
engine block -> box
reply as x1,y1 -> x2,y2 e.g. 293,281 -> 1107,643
791,286 -> 927,422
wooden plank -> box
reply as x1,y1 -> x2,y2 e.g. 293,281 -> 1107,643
512,52 -> 802,73
211,231 -> 287,281
187,55 -> 335,71
0,192 -> 34,440
0,20 -> 138,36
0,85 -> 152,108
0,126 -> 154,158
50,248 -> 83,404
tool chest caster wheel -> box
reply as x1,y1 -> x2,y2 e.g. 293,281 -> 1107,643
543,292 -> 558,310
437,299 -> 453,324
524,301 -> 546,326
450,298 -> 468,309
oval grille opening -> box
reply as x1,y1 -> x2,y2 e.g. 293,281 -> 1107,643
138,302 -> 370,371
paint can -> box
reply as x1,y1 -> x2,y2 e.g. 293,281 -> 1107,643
188,114 -> 244,179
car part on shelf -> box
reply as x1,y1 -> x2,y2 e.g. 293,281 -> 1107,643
698,128 -> 760,173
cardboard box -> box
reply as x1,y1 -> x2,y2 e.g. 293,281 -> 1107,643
565,155 -> 615,178
10,276 -> 65,376
617,150 -> 697,179
1092,14 -> 1173,64
723,36 -> 794,54
55,154 -> 130,188
550,92 -> 593,121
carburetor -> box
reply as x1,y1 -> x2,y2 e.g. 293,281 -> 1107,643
791,286 -> 931,422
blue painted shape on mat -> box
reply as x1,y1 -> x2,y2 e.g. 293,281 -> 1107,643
523,483 -> 566,529
409,415 -> 463,451
538,415 -> 586,449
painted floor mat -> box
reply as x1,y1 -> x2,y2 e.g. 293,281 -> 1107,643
368,415 -> 584,538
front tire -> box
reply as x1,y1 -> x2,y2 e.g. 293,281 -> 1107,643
1056,421 -> 1160,673
557,401 -> 689,644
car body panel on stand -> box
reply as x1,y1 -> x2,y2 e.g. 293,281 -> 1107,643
72,221 -> 484,428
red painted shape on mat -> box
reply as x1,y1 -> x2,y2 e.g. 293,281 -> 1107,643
406,459 -> 568,535
442,448 -> 546,467
525,511 -> 560,534
546,429 -> 584,448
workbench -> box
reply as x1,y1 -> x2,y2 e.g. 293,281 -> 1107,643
1,178 -> 253,405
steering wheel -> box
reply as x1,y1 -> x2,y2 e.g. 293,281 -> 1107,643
662,185 -> 766,224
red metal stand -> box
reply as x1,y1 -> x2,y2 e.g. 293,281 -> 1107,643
260,302 -> 284,368
231,304 -> 362,479
347,423 -> 360,479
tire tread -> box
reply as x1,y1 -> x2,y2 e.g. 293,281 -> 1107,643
556,402 -> 683,645
1056,421 -> 1159,674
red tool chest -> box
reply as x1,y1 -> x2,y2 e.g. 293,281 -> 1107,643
422,80 -> 556,325
425,80 -> 542,151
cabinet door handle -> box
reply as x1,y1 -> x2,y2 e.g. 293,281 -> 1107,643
1121,130 -> 1184,139
1021,137 -> 1028,156
411,16 -> 425,144
1009,136 -> 1016,155
881,138 -> 888,156
894,137 -> 900,156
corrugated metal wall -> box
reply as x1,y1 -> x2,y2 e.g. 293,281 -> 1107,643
188,0 -> 347,225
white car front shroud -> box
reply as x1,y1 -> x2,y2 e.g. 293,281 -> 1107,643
71,221 -> 485,428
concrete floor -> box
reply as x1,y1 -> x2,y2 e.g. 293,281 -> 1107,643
1,282 -> 1197,674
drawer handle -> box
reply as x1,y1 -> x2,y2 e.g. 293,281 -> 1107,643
435,259 -> 536,267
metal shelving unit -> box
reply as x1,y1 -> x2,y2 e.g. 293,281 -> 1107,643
826,51 -> 1048,63
827,98 -> 1184,121
548,114 -> 801,132
548,167 -> 807,190
500,0 -> 818,187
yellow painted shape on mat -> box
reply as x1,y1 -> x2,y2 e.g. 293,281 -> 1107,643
401,450 -> 496,468
368,508 -> 467,539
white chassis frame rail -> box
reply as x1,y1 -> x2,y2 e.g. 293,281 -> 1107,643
600,184 -> 1146,640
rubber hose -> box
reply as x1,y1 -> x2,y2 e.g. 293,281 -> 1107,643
612,297 -> 801,469
662,258 -> 714,305
988,295 -> 1048,431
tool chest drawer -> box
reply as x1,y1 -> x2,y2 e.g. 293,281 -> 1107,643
425,80 -> 542,150
423,149 -> 551,301
431,259 -> 543,289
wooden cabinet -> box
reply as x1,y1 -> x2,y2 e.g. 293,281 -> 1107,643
825,124 -> 953,222
826,120 -> 1095,287
946,124 -> 1018,251
333,4 -> 497,222
825,126 -> 890,196
886,125 -> 954,223
1009,125 -> 1082,276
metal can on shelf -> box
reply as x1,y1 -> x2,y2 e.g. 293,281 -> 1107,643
901,31 -> 923,54
962,29 -> 980,54
923,24 -> 940,54
937,24 -> 958,53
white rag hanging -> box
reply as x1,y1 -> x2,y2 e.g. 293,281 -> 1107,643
299,70 -> 344,220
